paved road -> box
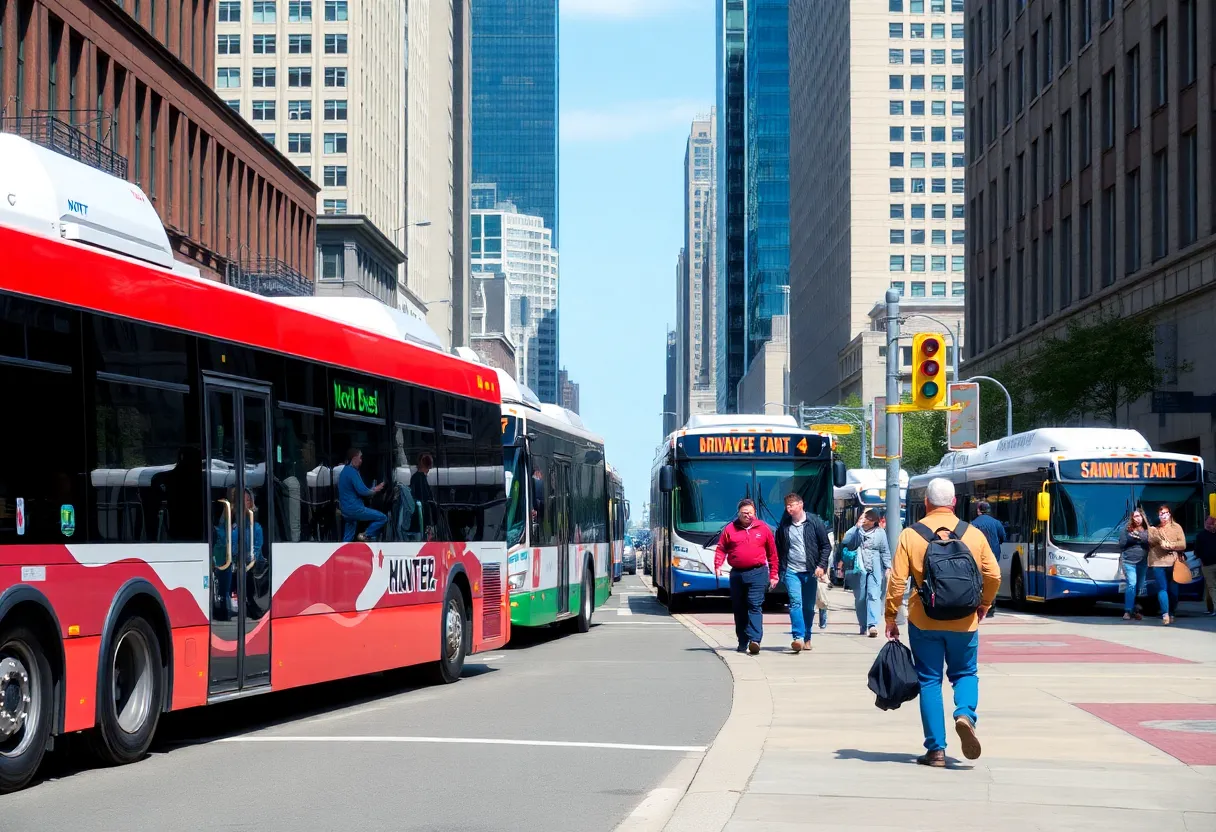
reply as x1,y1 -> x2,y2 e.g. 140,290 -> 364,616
3,577 -> 730,832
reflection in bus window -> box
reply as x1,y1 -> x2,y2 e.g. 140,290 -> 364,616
1052,482 -> 1205,546
754,461 -> 830,529
273,406 -> 330,542
530,458 -> 549,544
504,445 -> 527,547
675,461 -> 753,536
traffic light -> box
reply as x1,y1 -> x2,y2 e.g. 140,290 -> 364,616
912,332 -> 947,410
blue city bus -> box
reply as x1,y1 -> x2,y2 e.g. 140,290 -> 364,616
650,415 -> 846,612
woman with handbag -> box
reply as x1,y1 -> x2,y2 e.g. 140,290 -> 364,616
1146,504 -> 1187,625
1118,509 -> 1150,621
842,509 -> 891,637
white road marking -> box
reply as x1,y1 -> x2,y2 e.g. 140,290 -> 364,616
616,594 -> 636,615
220,735 -> 706,752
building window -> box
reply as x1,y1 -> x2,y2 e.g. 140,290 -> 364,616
1016,48 -> 1025,112
253,0 -> 276,23
218,0 -> 240,22
931,101 -> 945,116
1030,139 -> 1039,206
889,23 -> 903,39
931,281 -> 946,297
890,178 -> 906,193
324,33 -> 348,54
911,256 -> 926,272
297,165 -> 310,178
890,100 -> 905,116
289,34 -> 312,53
1060,216 -> 1072,309
951,126 -> 965,142
225,99 -> 239,114
891,204 -> 905,219
890,49 -> 905,65
324,0 -> 348,21
1079,90 -> 1092,167
260,131 -> 276,146
1061,109 -> 1072,181
216,66 -> 240,88
890,75 -> 905,90
1060,0 -> 1072,66
911,229 -> 926,245
323,165 -> 347,187
1030,32 -> 1039,94
931,255 -> 946,271
911,100 -> 926,116
324,99 -> 348,120
1100,186 -> 1115,287
288,132 -> 311,153
1152,149 -> 1168,259
251,99 -> 276,120
931,23 -> 945,39
1002,63 -> 1011,127
912,178 -> 926,194
1080,0 -> 1091,45
252,66 -> 276,88
890,229 -> 906,245
1180,0 -> 1196,87
891,126 -> 905,141
890,282 -> 906,296
952,230 -> 965,245
1151,21 -> 1167,108
320,244 -> 344,279
911,282 -> 927,297
1101,0 -> 1115,23
325,67 -> 348,87
289,0 -> 312,21
289,66 -> 312,87
252,34 -> 276,54
890,255 -> 906,271
1043,230 -> 1054,316
891,152 -> 906,167
1125,169 -> 1141,274
932,229 -> 946,245
911,204 -> 926,220
952,256 -> 965,273
1043,14 -> 1054,82
1016,152 -> 1025,217
931,153 -> 945,169
217,34 -> 240,54
1125,47 -> 1140,130
931,49 -> 945,65
911,23 -> 924,38
287,99 -> 312,120
1180,130 -> 1198,246
910,49 -> 925,65
323,132 -> 347,153
322,198 -> 347,215
1080,200 -> 1093,297
1043,126 -> 1054,196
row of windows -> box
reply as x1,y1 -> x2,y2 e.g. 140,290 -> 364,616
217,33 -> 347,54
887,124 -> 966,144
891,203 -> 966,220
215,66 -> 348,89
890,229 -> 967,246
249,99 -> 347,120
322,198 -> 348,214
283,132 -> 347,154
218,0 -> 348,23
888,74 -> 963,92
889,255 -> 966,272
889,178 -> 966,194
890,152 -> 966,168
891,104 -> 966,123
889,0 -> 964,12
889,281 -> 966,298
889,48 -> 964,65
888,21 -> 964,39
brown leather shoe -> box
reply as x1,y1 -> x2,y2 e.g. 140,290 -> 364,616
748,641 -> 761,655
917,750 -> 946,767
790,639 -> 804,653
955,716 -> 982,760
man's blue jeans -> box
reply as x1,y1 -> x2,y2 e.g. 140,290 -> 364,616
853,569 -> 884,633
908,623 -> 979,753
784,569 -> 818,642
343,505 -> 387,542
1121,560 -> 1146,614
730,566 -> 768,649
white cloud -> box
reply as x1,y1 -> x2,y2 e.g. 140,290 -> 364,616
563,99 -> 707,143
562,0 -> 697,20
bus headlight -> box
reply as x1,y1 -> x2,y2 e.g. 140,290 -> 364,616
1050,564 -> 1089,580
508,572 -> 527,591
672,556 -> 711,574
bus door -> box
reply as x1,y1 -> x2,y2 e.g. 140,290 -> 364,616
553,459 -> 572,615
1027,487 -> 1048,601
204,378 -> 273,697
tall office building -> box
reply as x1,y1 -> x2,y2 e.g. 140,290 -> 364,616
469,207 -> 559,402
664,329 -> 679,438
470,0 -> 559,245
715,0 -> 746,413
965,0 -> 1216,461
789,0 -> 967,405
677,112 -> 718,423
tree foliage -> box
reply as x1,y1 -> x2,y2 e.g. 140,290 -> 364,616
901,410 -> 947,474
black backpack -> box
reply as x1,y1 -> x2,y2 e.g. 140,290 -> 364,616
911,521 -> 984,621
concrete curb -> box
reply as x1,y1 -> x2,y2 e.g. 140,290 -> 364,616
613,579 -> 773,832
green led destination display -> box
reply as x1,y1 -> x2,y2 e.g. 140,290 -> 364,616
333,380 -> 382,418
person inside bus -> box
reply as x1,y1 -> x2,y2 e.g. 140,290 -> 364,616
339,448 -> 386,542
775,493 -> 832,653
713,498 -> 779,655
969,501 -> 1006,618
410,453 -> 436,539
842,508 -> 890,637
1147,503 -> 1186,625
1197,516 -> 1216,617
1118,508 -> 1150,621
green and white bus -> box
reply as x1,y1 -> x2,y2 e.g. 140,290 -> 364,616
498,370 -> 611,631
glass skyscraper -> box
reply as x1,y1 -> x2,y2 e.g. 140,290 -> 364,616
715,0 -> 746,414
744,0 -> 790,362
470,0 -> 559,247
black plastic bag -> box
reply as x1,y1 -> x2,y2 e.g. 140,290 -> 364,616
868,640 -> 920,711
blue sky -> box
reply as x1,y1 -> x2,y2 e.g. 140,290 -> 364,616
558,0 -> 713,516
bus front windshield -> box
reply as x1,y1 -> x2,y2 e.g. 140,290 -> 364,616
674,460 -> 830,541
504,445 -> 527,548
1051,482 -> 1206,547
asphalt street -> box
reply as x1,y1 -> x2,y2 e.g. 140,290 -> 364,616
1,577 -> 730,832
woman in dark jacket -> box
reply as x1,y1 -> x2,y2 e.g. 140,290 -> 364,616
1119,508 -> 1150,621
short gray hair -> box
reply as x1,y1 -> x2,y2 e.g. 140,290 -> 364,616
925,478 -> 956,508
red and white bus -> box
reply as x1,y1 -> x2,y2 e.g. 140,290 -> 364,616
0,134 -> 509,792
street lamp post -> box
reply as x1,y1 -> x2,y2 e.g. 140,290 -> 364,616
962,374 -> 1014,437
798,404 -> 869,468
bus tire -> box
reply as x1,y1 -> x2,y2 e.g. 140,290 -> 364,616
667,592 -> 688,614
90,615 -> 163,766
1011,563 -> 1027,610
432,582 -> 468,685
656,585 -> 669,605
576,568 -> 594,633
0,624 -> 54,794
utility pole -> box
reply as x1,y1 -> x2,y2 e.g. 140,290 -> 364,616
885,289 -> 902,553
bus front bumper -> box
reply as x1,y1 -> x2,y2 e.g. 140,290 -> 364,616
1047,575 -> 1121,601
671,568 -> 727,595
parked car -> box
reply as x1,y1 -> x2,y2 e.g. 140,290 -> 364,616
623,535 -> 637,575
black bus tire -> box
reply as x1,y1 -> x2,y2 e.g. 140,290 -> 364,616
432,582 -> 468,685
576,568 -> 594,633
91,615 -> 164,766
0,624 -> 54,793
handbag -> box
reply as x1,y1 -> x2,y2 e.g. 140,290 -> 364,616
1173,557 -> 1195,584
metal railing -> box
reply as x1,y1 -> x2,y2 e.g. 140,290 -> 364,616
0,111 -> 128,179
225,257 -> 313,298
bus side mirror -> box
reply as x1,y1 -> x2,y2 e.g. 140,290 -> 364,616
832,459 -> 848,489
1036,492 -> 1051,523
659,465 -> 675,494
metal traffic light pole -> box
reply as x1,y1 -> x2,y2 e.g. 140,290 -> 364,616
884,289 -> 903,551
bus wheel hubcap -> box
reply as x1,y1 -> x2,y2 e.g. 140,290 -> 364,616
445,601 -> 463,662
0,652 -> 35,753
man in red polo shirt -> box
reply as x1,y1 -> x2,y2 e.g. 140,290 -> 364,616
714,498 -> 779,654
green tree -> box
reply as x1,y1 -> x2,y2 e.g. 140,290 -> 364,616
901,410 -> 947,474
831,393 -> 865,470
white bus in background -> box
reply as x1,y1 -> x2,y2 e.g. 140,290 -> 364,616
909,428 -> 1211,608
832,468 -> 908,584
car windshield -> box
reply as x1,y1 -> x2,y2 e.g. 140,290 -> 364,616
1051,482 -> 1205,547
503,445 -> 527,548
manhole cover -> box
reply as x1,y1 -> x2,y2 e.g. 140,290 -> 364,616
1139,719 -> 1216,734
988,641 -> 1070,648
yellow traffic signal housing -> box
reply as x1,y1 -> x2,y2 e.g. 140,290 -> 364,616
911,332 -> 947,410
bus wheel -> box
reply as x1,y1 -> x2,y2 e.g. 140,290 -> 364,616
1011,565 -> 1027,610
91,615 -> 163,766
432,583 -> 468,685
667,592 -> 688,614
0,624 -> 54,794
576,568 -> 594,633
656,585 -> 669,605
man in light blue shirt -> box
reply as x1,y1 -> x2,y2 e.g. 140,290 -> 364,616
339,448 -> 386,542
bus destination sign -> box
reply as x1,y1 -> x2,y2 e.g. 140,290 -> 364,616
1057,458 -> 1202,483
679,433 -> 826,459
333,380 -> 382,418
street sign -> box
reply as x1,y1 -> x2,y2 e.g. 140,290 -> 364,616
809,423 -> 854,435
872,396 -> 901,459
948,382 -> 980,450
1151,391 -> 1215,414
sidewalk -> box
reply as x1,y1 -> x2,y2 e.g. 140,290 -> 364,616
637,583 -> 1216,832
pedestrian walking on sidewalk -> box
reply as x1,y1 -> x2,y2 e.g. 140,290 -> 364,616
842,509 -> 890,637
714,498 -> 779,655
1118,509 -> 1151,621
1197,517 -> 1216,616
969,502 -> 1005,619
1147,504 -> 1187,625
885,478 -> 1000,768
776,493 -> 832,653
